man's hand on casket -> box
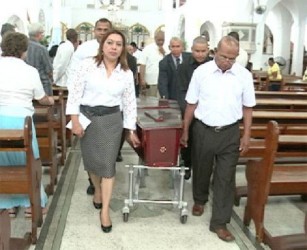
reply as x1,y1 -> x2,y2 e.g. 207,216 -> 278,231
125,130 -> 141,148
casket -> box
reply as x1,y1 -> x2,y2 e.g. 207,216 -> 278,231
135,98 -> 182,167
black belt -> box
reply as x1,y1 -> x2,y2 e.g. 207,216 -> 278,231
199,120 -> 239,132
80,105 -> 120,117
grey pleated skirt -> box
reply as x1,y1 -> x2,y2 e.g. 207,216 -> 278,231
80,111 -> 123,178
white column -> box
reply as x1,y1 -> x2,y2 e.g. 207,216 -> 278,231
48,0 -> 62,49
251,20 -> 265,70
291,20 -> 305,76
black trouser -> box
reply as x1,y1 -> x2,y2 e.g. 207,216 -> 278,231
192,119 -> 240,229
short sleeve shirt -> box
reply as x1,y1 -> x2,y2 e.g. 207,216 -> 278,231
186,60 -> 256,126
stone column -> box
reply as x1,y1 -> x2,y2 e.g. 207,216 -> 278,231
291,19 -> 305,76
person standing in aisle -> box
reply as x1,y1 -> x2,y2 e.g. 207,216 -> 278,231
177,36 -> 211,180
158,37 -> 190,100
53,29 -> 79,87
66,30 -> 140,233
67,18 -> 112,196
25,23 -> 54,96
180,35 -> 256,242
139,30 -> 167,97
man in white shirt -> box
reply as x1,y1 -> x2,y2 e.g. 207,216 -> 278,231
139,30 -> 168,97
181,35 -> 255,242
130,42 -> 142,64
53,29 -> 78,87
67,18 -> 112,86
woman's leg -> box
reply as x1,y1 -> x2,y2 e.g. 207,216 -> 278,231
100,177 -> 115,226
90,173 -> 102,204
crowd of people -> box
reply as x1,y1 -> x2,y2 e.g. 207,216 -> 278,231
1,17 -> 265,242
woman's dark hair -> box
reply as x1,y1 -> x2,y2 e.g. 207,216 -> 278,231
94,29 -> 129,71
1,32 -> 28,58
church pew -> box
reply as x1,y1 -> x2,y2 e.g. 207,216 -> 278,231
255,90 -> 307,100
52,86 -> 70,164
243,120 -> 279,243
0,116 -> 42,245
242,121 -> 307,249
255,98 -> 307,111
33,106 -> 58,195
236,131 -> 307,204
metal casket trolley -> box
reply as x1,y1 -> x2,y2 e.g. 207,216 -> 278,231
122,97 -> 188,224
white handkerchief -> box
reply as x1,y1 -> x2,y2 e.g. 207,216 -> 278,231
66,113 -> 91,130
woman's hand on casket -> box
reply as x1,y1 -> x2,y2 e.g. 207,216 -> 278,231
180,131 -> 189,148
126,130 -> 141,148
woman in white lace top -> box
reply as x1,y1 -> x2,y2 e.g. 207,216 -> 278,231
66,30 -> 140,233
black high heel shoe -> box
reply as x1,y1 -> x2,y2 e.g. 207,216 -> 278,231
101,224 -> 112,233
93,202 -> 102,210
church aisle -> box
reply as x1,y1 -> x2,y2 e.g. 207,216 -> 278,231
10,138 -> 307,249
34,140 -> 250,250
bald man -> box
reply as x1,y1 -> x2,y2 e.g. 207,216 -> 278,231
181,36 -> 256,242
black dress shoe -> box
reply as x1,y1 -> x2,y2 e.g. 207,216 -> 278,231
101,224 -> 112,233
93,202 -> 102,209
86,184 -> 95,195
116,154 -> 123,162
184,169 -> 191,180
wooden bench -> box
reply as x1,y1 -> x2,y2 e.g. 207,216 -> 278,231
33,106 -> 59,195
239,109 -> 307,162
242,121 -> 307,248
255,90 -> 307,100
0,116 -> 43,245
52,86 -> 70,164
282,76 -> 307,92
237,133 -> 307,204
255,98 -> 307,111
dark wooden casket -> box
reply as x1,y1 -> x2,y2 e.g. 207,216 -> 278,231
135,97 -> 182,167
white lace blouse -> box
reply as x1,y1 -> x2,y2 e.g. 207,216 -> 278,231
66,57 -> 137,130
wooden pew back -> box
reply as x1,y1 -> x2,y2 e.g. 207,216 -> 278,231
33,106 -> 58,195
0,116 -> 42,244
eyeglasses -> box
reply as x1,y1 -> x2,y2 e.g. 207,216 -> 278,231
218,54 -> 236,63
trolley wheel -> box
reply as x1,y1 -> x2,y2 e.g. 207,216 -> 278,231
123,213 -> 129,222
180,215 -> 188,224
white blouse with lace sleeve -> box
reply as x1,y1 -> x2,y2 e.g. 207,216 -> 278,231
66,58 -> 137,130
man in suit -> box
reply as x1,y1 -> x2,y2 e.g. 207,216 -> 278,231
158,37 -> 190,100
177,36 -> 211,180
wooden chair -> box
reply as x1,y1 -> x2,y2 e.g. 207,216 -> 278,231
0,116 -> 43,245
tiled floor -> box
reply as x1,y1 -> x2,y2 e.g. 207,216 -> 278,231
10,140 -> 307,250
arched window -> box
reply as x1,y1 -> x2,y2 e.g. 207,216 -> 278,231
129,23 -> 150,49
75,22 -> 94,42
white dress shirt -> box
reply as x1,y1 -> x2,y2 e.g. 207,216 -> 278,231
53,40 -> 75,87
138,43 -> 168,85
186,60 -> 256,126
66,58 -> 137,130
